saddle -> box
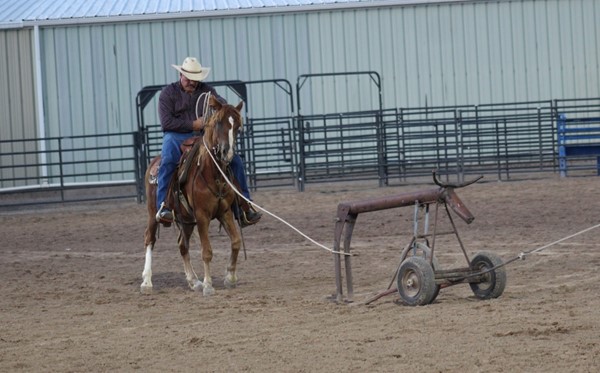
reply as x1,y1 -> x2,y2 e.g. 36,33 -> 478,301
148,137 -> 255,224
177,136 -> 201,185
147,136 -> 200,187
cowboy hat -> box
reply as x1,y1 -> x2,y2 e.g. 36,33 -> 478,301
171,57 -> 210,82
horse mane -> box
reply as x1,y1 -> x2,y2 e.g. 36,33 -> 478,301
196,102 -> 242,167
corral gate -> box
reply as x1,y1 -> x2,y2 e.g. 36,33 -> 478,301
295,72 -> 385,191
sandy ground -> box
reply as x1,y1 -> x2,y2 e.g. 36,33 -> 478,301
0,174 -> 599,372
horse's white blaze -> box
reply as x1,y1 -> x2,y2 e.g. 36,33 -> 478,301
141,244 -> 153,288
227,116 -> 235,159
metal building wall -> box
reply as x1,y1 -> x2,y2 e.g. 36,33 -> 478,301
39,0 -> 600,135
0,28 -> 38,187
3,0 -> 600,186
297,0 -> 600,109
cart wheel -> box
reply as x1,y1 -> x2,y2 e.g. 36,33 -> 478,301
402,243 -> 441,302
469,251 -> 507,299
397,257 -> 437,306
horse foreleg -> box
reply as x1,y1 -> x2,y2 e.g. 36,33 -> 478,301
197,220 -> 215,296
221,213 -> 242,289
141,218 -> 157,294
178,225 -> 203,292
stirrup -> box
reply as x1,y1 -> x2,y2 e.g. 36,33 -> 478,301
155,202 -> 173,225
241,206 -> 262,227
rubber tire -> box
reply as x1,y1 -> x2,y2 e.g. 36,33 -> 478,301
469,251 -> 507,299
397,256 -> 437,306
404,243 -> 441,303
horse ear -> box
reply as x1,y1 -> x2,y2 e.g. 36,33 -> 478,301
209,95 -> 222,110
235,101 -> 244,112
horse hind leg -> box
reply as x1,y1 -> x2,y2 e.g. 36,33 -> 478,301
178,224 -> 203,292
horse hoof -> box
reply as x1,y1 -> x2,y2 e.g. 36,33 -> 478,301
140,285 -> 153,295
191,281 -> 204,292
224,277 -> 237,289
203,286 -> 215,296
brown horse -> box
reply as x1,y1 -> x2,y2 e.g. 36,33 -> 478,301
141,96 -> 244,296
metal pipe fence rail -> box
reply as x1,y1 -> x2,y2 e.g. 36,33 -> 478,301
0,132 -> 141,208
380,104 -> 557,184
295,110 -> 385,191
2,97 -> 600,206
243,116 -> 298,190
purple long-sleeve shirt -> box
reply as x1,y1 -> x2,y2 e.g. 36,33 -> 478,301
158,81 -> 225,133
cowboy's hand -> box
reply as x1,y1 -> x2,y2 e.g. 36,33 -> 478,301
192,117 -> 204,131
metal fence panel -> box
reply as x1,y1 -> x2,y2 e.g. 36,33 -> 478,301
4,96 -> 600,205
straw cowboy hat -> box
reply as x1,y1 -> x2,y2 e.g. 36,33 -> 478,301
172,57 -> 210,82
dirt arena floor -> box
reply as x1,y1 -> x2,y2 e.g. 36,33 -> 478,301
1,174 -> 599,372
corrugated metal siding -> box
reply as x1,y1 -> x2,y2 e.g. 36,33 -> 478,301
32,1 -> 600,135
384,0 -> 599,107
0,0 -> 371,25
39,23 -> 144,182
2,0 -> 600,186
0,28 -> 38,188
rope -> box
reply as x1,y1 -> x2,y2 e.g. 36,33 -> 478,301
201,138 -> 351,256
195,92 -> 212,120
517,222 -> 600,258
197,98 -> 600,262
196,92 -> 347,255
460,221 -> 600,279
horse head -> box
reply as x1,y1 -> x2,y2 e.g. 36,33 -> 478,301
205,95 -> 244,164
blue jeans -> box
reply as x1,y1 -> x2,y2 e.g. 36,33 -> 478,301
156,131 -> 251,211
230,153 -> 251,200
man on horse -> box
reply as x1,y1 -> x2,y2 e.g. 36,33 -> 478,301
155,56 -> 262,226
